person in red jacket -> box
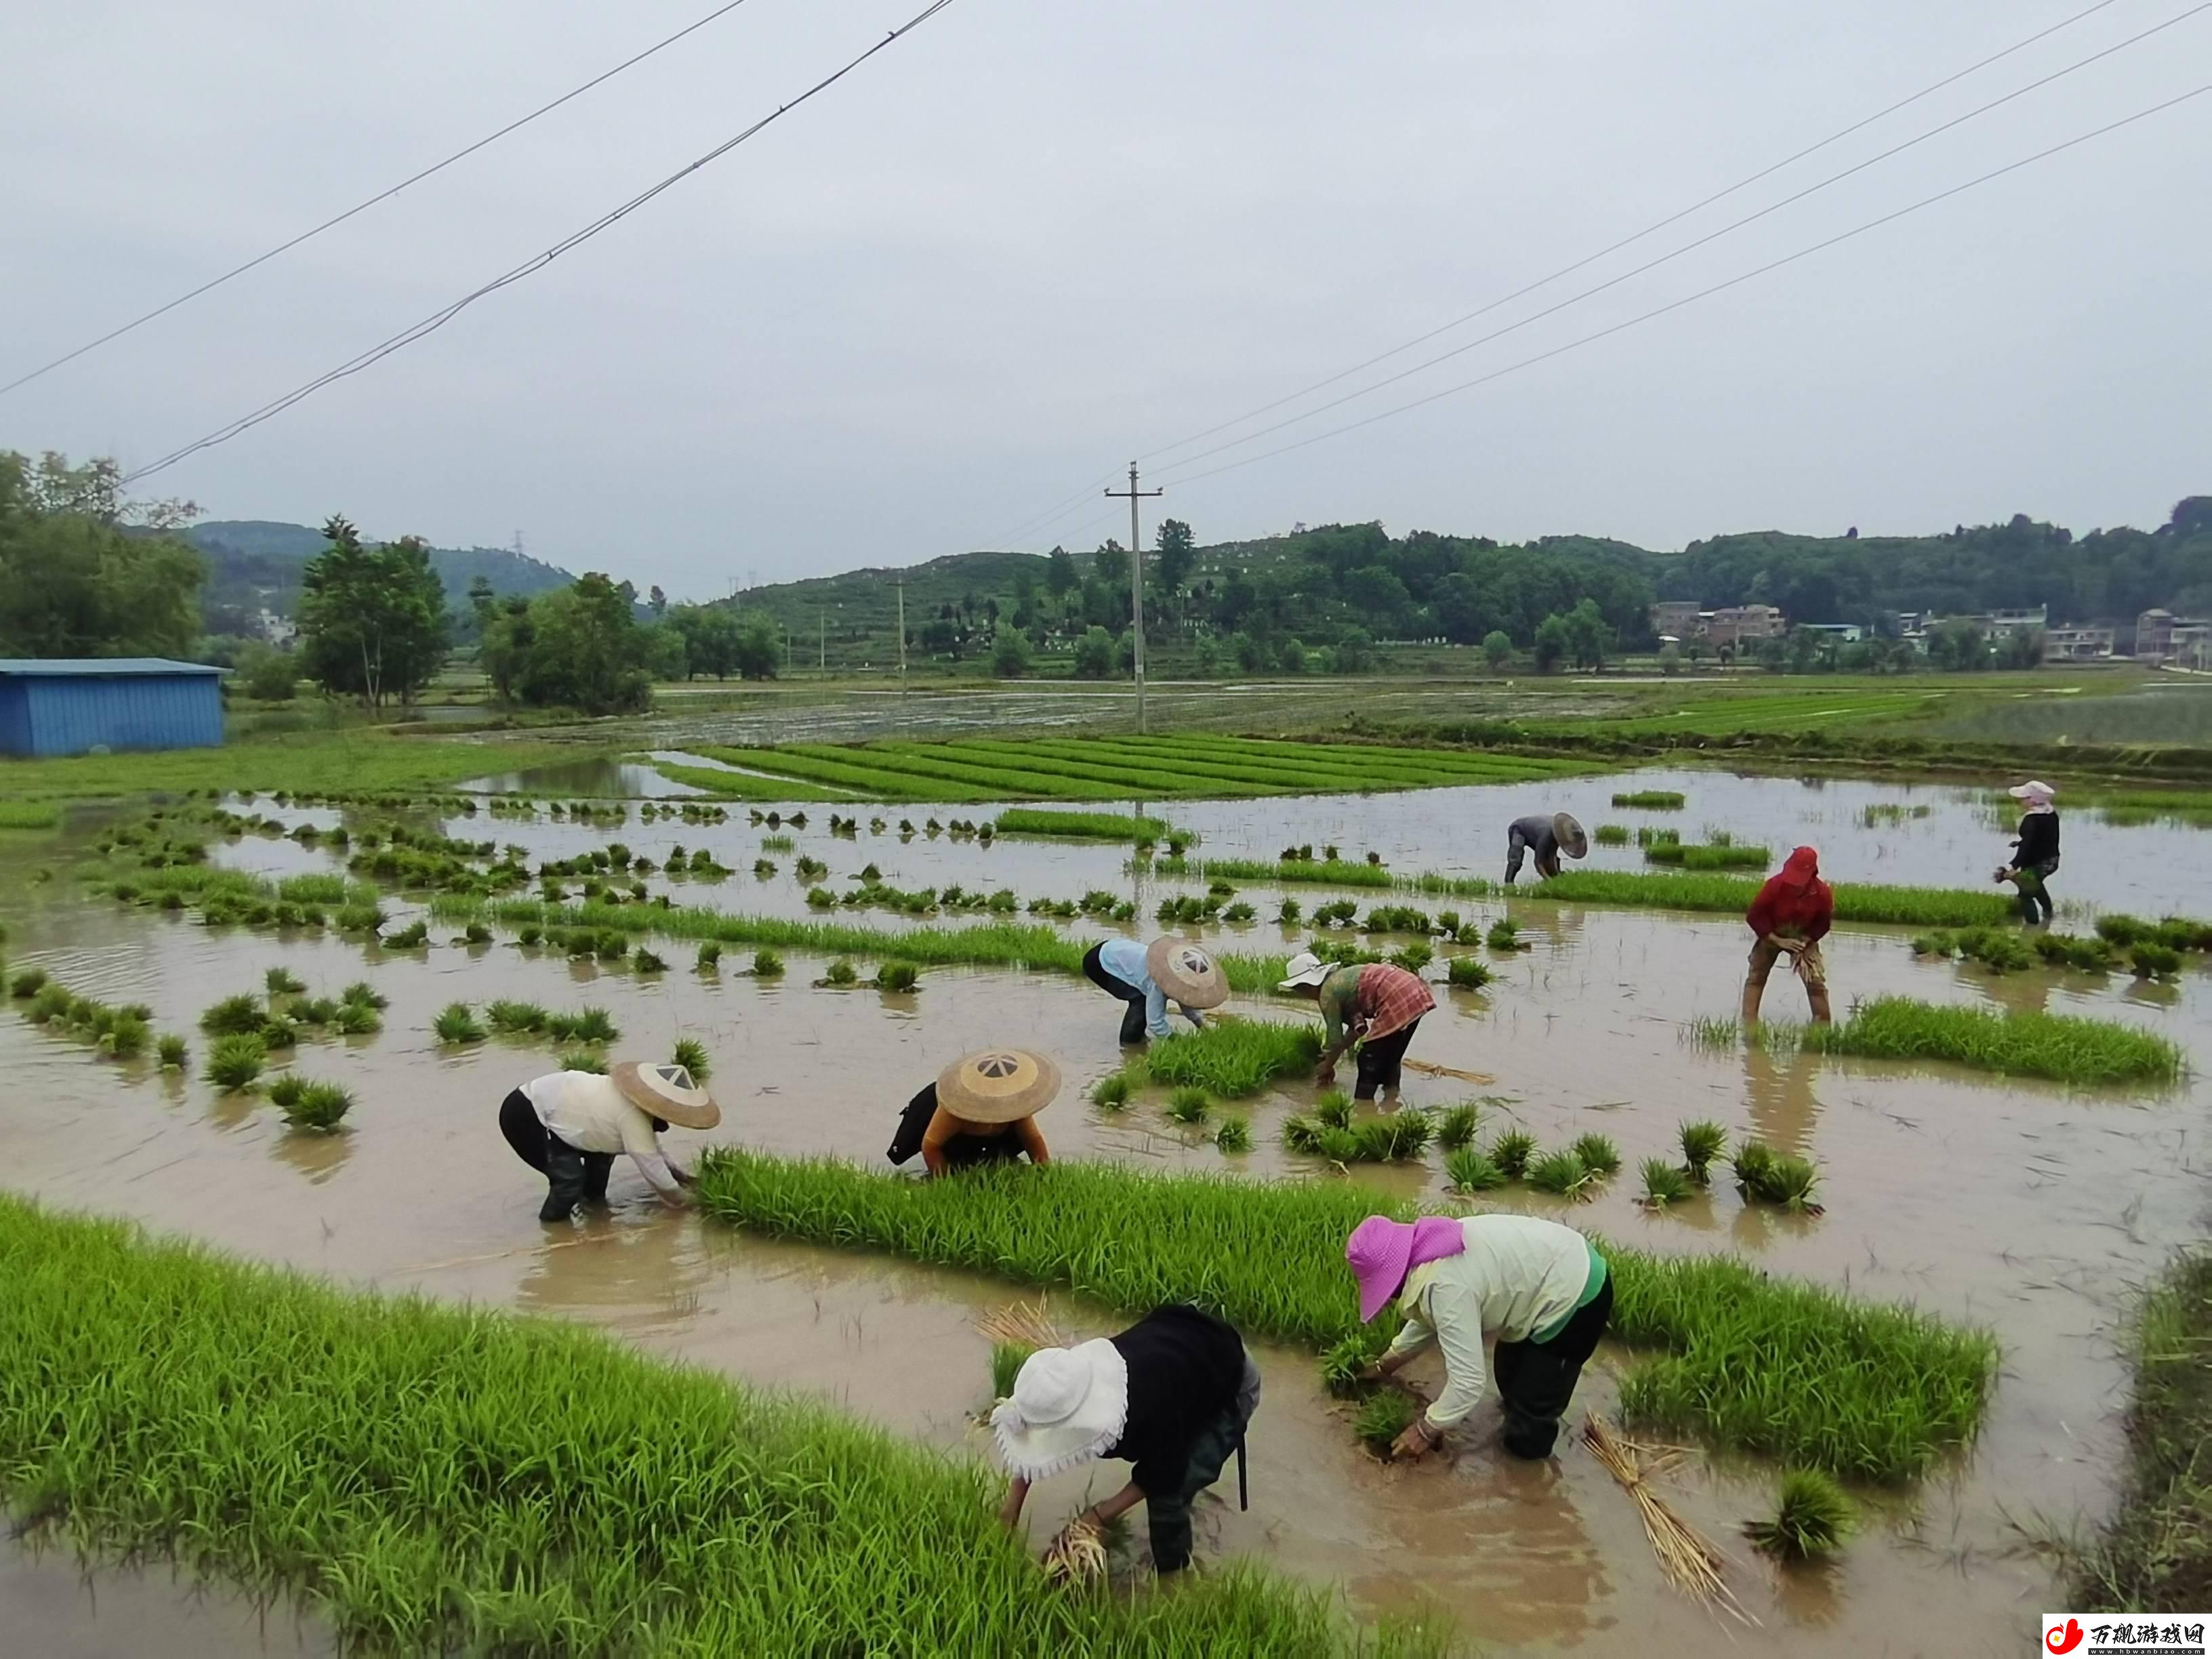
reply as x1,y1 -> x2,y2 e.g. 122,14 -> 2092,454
1742,846 -> 1834,1027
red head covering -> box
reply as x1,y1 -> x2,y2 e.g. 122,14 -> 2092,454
1748,846 -> 1832,940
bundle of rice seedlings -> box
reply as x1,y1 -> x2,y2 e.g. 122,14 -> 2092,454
199,994 -> 265,1036
333,1002 -> 381,1036
283,1081 -> 354,1133
752,949 -> 785,978
1910,930 -> 1957,958
989,1342 -> 1033,1401
633,949 -> 669,975
823,960 -> 859,987
340,981 -> 388,1010
1733,1141 -> 1777,1192
1353,1112 -> 1435,1162
486,1000 -> 549,1035
1280,1115 -> 1325,1154
1275,898 -> 1303,925
258,1017 -> 298,1051
1744,1469 -> 1855,1561
26,983 -> 73,1023
9,968 -> 47,998
1570,1133 -> 1622,1178
671,1038 -> 712,1082
1582,1414 -> 1749,1620
875,961 -> 922,993
1593,823 -> 1630,845
1314,1089 -> 1355,1130
517,925 -> 544,947
156,1033 -> 188,1069
1641,1159 -> 1692,1208
293,997 -> 340,1027
1388,942 -> 1433,975
571,1008 -> 619,1044
2131,941 -> 2184,980
1679,1121 -> 1727,1183
1528,1149 -> 1593,1200
1214,1115 -> 1252,1153
1165,1086 -> 1210,1124
1486,919 -> 1524,951
266,1073 -> 308,1109
1446,956 -> 1492,989
384,920 -> 430,949
1446,1147 -> 1505,1193
1354,1389 -> 1418,1456
462,923 -> 494,947
1491,1129 -> 1536,1180
205,1034 -> 266,1091
559,1049 -> 608,1073
101,1017 -> 150,1059
1319,1333 -> 1378,1397
433,1003 -> 487,1044
1042,1516 -> 1107,1587
1090,1074 -> 1130,1111
1735,1144 -> 1822,1212
264,967 -> 306,997
1435,1102 -> 1481,1149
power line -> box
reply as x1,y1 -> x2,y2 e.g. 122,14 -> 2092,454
1134,0 -> 2136,469
1151,0 -> 2210,483
1164,83 -> 2210,490
1,0 -> 768,400
119,0 -> 958,486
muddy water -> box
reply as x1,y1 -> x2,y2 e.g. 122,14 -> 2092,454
7,810 -> 2211,1654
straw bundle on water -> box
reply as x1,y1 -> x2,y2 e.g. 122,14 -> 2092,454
975,1300 -> 1067,1355
1582,1412 -> 1754,1626
1041,1515 -> 1108,1586
1401,1059 -> 1496,1085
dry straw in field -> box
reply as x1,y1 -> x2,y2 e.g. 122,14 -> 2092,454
1582,1413 -> 1753,1625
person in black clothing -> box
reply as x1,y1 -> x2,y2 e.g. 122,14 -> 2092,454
994,1304 -> 1261,1574
1998,780 -> 2061,925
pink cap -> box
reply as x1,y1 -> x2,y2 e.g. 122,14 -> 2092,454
1346,1214 -> 1466,1323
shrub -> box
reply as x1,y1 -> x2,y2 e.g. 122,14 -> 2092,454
1744,1469 -> 1856,1560
1569,1133 -> 1622,1178
205,1034 -> 267,1091
1434,1103 -> 1481,1149
434,1003 -> 487,1045
1490,1130 -> 1536,1179
1445,1147 -> 1505,1193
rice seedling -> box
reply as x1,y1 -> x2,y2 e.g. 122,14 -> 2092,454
264,966 -> 306,996
2095,913 -> 2152,945
671,1038 -> 712,1082
157,1033 -> 188,1069
333,1002 -> 381,1036
9,968 -> 47,998
1635,825 -> 1681,848
570,1007 -> 619,1044
205,1033 -> 266,1090
760,834 -> 796,853
1570,1133 -> 1622,1178
433,1002 -> 487,1045
1435,1103 -> 1481,1149
558,1049 -> 609,1073
1490,1129 -> 1536,1179
1683,1015 -> 1740,1050
1744,1469 -> 1856,1561
1679,1121 -> 1727,1184
100,1017 -> 149,1059
989,1340 -> 1033,1400
1222,901 -> 1258,924
1132,1017 -> 1324,1099
1387,942 -> 1432,974
1486,918 -> 1524,951
1445,1147 -> 1505,1193
1214,1115 -> 1252,1153
199,993 -> 265,1036
0,1194 -> 1395,1657
2131,941 -> 2184,980
1319,1332 -> 1383,1397
340,980 -> 388,1010
266,1073 -> 307,1109
1354,1389 -> 1419,1455
874,960 -> 922,993
486,1000 -> 550,1035
994,808 -> 1173,842
1641,1158 -> 1693,1208
752,949 -> 785,977
1643,842 -> 1771,871
1803,996 -> 2183,1085
1528,1149 -> 1593,1199
1593,823 -> 1630,845
1735,1145 -> 1822,1212
517,925 -> 544,947
1275,897 -> 1303,925
823,960 -> 859,987
2031,932 -> 2118,972
293,997 -> 340,1027
1090,1073 -> 1130,1110
1613,790 -> 1686,808
1165,1086 -> 1211,1124
258,1016 -> 298,1050
1531,871 -> 2016,929
1314,1088 -> 1355,1130
384,920 -> 430,949
1352,1112 -> 1436,1162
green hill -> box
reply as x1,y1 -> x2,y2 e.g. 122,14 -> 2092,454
188,520 -> 574,632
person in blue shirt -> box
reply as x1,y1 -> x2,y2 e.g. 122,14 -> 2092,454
1082,936 -> 1228,1044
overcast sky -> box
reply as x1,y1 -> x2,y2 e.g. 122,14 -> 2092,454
4,0 -> 2207,595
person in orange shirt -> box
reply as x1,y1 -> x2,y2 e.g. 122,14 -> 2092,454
886,1048 -> 1059,1176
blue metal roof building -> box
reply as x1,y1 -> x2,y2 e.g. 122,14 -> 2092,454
0,659 -> 227,758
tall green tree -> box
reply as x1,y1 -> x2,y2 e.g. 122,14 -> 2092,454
296,517 -> 449,706
0,450 -> 206,658
503,573 -> 653,714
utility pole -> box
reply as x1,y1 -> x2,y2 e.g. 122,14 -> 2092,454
819,609 -> 827,673
895,577 -> 909,700
1104,462 -> 1163,733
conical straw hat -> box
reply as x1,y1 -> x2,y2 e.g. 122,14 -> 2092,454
611,1060 -> 721,1130
1145,937 -> 1229,1010
1551,812 -> 1589,859
937,1048 -> 1061,1124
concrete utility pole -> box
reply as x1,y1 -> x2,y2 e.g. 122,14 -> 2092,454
1104,462 -> 1163,733
895,578 -> 909,700
819,609 -> 827,672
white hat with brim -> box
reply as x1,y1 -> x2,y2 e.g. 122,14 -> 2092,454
2007,781 -> 2057,801
991,1338 -> 1130,1482
611,1060 -> 721,1130
1552,812 -> 1589,859
1146,936 -> 1229,1010
1277,949 -> 1331,991
937,1048 -> 1061,1125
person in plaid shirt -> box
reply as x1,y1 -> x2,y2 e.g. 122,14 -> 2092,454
1279,952 -> 1436,1101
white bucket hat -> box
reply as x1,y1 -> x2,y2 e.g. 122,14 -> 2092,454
2007,780 -> 2057,802
1277,950 -> 1332,991
990,1339 -> 1130,1481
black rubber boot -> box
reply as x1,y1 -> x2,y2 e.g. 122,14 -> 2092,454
541,1139 -> 592,1222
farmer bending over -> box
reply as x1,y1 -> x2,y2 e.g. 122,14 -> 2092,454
887,1048 -> 1057,1176
1346,1213 -> 1612,1461
498,1061 -> 714,1223
1279,951 -> 1435,1101
1504,811 -> 1588,884
1742,845 -> 1834,1027
1997,779 -> 2060,926
1081,936 -> 1225,1046
996,1304 -> 1261,1576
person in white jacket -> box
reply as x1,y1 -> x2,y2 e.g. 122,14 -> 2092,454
497,1061 -> 719,1223
1345,1212 -> 1612,1460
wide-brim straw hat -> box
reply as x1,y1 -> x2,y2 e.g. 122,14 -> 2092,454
611,1059 -> 721,1130
991,1338 -> 1130,1481
937,1048 -> 1061,1124
1552,812 -> 1589,859
1145,936 -> 1229,1009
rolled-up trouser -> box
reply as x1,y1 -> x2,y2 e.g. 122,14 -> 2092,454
500,1088 -> 615,1222
1492,1275 -> 1614,1459
1742,935 -> 1828,1025
1353,1019 -> 1420,1101
1082,942 -> 1151,1045
1146,1352 -> 1263,1574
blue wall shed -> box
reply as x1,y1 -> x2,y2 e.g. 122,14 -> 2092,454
0,660 -> 227,758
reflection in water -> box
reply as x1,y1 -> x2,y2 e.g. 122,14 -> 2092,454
512,1214 -> 716,1335
268,1127 -> 353,1185
1742,1045 -> 1822,1156
1967,961 -> 2053,1017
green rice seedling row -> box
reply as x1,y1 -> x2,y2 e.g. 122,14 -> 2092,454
1530,871 -> 2017,928
1805,997 -> 2184,1086
993,807 -> 1175,841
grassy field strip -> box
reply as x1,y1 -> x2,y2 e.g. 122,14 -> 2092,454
1035,740 -> 1475,796
1806,996 -> 2185,1085
1126,733 -> 1590,783
691,746 -> 1001,804
0,801 -> 64,829
1584,691 -> 1942,739
644,760 -> 859,802
0,1195 -> 1427,1656
1530,870 -> 2017,928
0,733 -> 583,805
694,1153 -> 2000,1481
1073,735 -> 1569,790
773,743 -> 1140,802
920,738 -> 1313,796
993,808 -> 1176,841
885,739 -> 1283,799
1154,857 -> 1399,890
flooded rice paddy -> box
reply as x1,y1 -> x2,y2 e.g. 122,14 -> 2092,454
3,764 -> 2209,1654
